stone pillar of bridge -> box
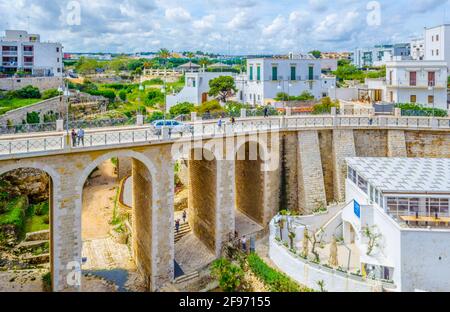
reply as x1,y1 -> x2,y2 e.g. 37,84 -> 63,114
117,157 -> 132,180
332,129 -> 356,203
263,131 -> 281,224
297,131 -> 327,214
281,133 -> 299,212
139,146 -> 175,291
387,130 -> 407,157
188,148 -> 218,254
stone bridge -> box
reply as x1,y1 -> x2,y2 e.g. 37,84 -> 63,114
0,115 -> 449,292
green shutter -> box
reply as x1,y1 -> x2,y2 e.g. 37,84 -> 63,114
257,66 -> 261,81
308,66 -> 314,80
272,67 -> 277,81
249,66 -> 253,81
291,66 -> 296,81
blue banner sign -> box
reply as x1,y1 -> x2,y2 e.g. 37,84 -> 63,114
354,200 -> 361,219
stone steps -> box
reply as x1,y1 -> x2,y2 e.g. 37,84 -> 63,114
174,271 -> 199,284
24,230 -> 49,242
16,240 -> 48,251
174,223 -> 191,243
22,253 -> 50,265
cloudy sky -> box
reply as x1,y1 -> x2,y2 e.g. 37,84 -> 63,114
0,0 -> 449,54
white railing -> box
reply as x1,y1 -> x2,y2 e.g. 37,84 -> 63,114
0,115 -> 449,158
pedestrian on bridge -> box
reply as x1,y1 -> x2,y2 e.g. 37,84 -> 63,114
217,118 -> 223,131
71,129 -> 77,147
263,106 -> 269,118
182,210 -> 187,223
77,128 -> 85,146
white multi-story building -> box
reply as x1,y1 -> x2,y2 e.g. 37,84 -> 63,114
165,71 -> 235,111
424,24 -> 450,69
236,56 -> 334,106
352,44 -> 411,68
410,38 -> 425,60
366,59 -> 448,109
342,157 -> 450,292
0,30 -> 63,77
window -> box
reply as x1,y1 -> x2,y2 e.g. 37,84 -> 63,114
348,166 -> 357,184
432,50 -> 434,56
410,95 -> 417,103
272,66 -> 278,81
409,71 -> 416,86
56,47 -> 60,53
256,66 -> 261,81
290,66 -> 296,81
249,66 -> 253,81
436,34 -> 439,41
428,95 -> 434,104
57,58 -> 60,63
436,49 -> 439,56
428,71 -> 435,86
308,66 -> 314,80
57,68 -> 61,73
357,176 -> 368,194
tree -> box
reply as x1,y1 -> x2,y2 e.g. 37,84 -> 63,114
208,76 -> 237,103
211,258 -> 245,292
198,57 -> 210,68
309,50 -> 322,59
362,226 -> 382,256
169,102 -> 195,116
157,48 -> 171,62
15,85 -> 41,99
185,52 -> 195,60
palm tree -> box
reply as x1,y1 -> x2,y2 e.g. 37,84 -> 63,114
185,52 -> 195,61
198,57 -> 210,68
157,48 -> 171,60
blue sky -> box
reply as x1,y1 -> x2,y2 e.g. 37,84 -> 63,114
0,0 -> 449,54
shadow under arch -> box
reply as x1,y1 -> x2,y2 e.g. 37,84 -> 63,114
0,162 -> 61,291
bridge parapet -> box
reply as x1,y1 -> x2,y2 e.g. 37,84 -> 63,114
0,115 -> 448,160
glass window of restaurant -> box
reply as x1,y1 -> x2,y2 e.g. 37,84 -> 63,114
387,197 -> 449,217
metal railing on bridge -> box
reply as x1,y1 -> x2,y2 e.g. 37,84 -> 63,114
0,115 -> 449,158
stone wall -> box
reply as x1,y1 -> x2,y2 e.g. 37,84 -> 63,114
332,130 -> 356,202
297,131 -> 327,214
0,76 -> 62,91
188,149 -> 217,253
131,159 -> 153,289
354,130 -> 388,157
318,130 -> 335,204
117,157 -> 132,181
405,131 -> 450,158
0,96 -> 64,125
387,130 -> 407,157
281,133 -> 298,211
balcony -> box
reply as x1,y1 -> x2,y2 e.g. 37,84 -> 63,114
2,50 -> 18,56
386,79 -> 447,89
2,61 -> 18,67
23,51 -> 34,56
23,62 -> 34,67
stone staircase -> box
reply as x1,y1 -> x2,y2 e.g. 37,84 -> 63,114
174,222 -> 191,243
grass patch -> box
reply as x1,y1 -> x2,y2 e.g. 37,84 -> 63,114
24,202 -> 50,233
247,253 -> 312,292
0,196 -> 28,232
0,98 -> 42,115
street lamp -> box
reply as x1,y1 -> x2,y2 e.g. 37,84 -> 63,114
428,85 -> 435,118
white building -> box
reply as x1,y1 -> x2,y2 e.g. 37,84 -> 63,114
366,59 -> 448,109
236,56 -> 333,106
424,24 -> 450,69
342,157 -> 450,292
410,38 -> 425,60
352,44 -> 411,68
0,30 -> 63,77
165,71 -> 235,111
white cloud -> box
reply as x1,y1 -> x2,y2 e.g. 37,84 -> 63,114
227,11 -> 255,30
262,15 -> 285,37
314,11 -> 361,42
165,7 -> 191,23
193,14 -> 216,31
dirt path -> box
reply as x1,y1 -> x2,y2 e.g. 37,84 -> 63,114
82,160 -> 118,240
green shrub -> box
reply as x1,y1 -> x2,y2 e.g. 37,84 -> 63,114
87,89 -> 116,103
118,89 -> 127,101
26,111 -> 40,124
145,89 -> 164,106
143,78 -> 164,85
33,202 -> 49,216
0,196 -> 28,234
147,111 -> 165,122
42,272 -> 52,292
247,253 -> 312,292
41,89 -> 61,100
14,85 -> 41,99
312,97 -> 339,115
395,103 -> 448,117
169,102 -> 195,116
211,258 -> 245,292
196,100 -> 224,114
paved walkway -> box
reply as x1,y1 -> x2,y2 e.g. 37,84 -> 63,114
175,233 -> 215,274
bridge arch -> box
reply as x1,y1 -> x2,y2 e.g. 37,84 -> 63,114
76,149 -> 162,291
0,162 -> 61,291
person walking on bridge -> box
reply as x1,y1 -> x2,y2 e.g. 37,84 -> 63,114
71,129 -> 77,147
77,128 -> 85,146
182,210 -> 187,224
175,219 -> 180,234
